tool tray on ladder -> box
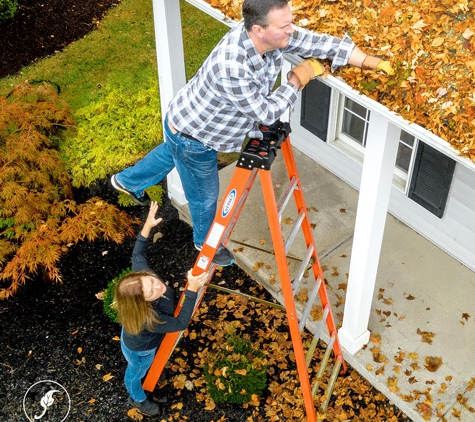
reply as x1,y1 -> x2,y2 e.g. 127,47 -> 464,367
143,120 -> 346,421
238,120 -> 291,170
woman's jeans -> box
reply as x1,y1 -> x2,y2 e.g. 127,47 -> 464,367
115,117 -> 219,248
120,333 -> 156,402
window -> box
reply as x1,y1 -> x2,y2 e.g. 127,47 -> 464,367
393,130 -> 416,192
341,97 -> 370,149
300,91 -> 456,218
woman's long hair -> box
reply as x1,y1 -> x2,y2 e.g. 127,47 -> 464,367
114,271 -> 162,335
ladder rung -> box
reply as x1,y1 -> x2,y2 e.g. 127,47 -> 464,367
311,332 -> 336,397
306,335 -> 320,368
312,303 -> 330,342
320,356 -> 343,413
284,209 -> 306,254
277,176 -> 298,222
299,276 -> 323,332
292,244 -> 315,294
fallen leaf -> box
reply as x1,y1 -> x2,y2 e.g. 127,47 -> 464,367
369,332 -> 381,346
463,28 -> 475,39
462,313 -> 470,321
424,356 -> 443,372
417,328 -> 435,344
153,232 -> 163,243
127,408 -> 144,420
387,376 -> 399,392
406,294 -> 415,300
103,373 -> 114,382
431,37 -> 445,47
438,383 -> 447,394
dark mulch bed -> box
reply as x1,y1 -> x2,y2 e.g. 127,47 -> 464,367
0,179 -> 265,421
0,0 -> 122,79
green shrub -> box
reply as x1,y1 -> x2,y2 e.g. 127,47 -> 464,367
204,329 -> 267,404
0,0 -> 18,23
62,81 -> 162,188
103,267 -> 132,323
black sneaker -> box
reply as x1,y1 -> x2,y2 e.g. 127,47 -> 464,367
110,174 -> 151,206
128,397 -> 160,416
195,243 -> 235,267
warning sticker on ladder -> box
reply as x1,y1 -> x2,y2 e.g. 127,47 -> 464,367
205,222 -> 225,249
197,254 -> 210,270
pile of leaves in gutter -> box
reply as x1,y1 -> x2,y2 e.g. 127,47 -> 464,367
206,0 -> 475,163
0,180 -> 411,421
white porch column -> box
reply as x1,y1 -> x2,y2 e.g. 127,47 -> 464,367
338,113 -> 400,354
152,0 -> 187,205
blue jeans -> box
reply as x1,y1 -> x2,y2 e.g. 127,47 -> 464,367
116,117 -> 219,247
120,333 -> 157,402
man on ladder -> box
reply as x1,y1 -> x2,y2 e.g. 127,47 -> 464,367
111,0 -> 394,268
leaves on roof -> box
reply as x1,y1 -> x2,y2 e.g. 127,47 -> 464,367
206,0 -> 475,162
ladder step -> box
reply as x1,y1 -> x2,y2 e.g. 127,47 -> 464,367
284,209 -> 306,254
299,276 -> 323,332
311,332 -> 336,397
277,176 -> 298,222
312,304 -> 330,345
292,244 -> 315,294
320,356 -> 343,413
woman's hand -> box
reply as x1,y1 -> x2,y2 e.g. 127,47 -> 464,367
186,269 -> 209,292
141,201 -> 163,238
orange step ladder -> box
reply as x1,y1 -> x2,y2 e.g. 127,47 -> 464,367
143,120 -> 346,419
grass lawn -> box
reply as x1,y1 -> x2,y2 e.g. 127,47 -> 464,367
0,0 -> 228,110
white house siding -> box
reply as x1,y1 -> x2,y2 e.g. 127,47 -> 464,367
289,91 -> 475,272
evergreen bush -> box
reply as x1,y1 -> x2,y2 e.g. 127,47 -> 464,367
103,267 -> 131,323
0,0 -> 17,23
204,329 -> 268,404
62,81 -> 162,188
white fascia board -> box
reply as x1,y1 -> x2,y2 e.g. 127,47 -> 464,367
185,0 -> 475,171
185,0 -> 237,28
285,53 -> 475,171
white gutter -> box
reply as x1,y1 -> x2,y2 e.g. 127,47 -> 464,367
186,0 -> 236,27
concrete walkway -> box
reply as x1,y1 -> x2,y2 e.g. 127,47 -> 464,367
174,147 -> 475,422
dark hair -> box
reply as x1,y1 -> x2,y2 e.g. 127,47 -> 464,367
242,0 -> 289,31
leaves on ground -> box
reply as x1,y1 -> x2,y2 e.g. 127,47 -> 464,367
160,283 -> 411,421
424,356 -> 443,372
417,328 -> 435,345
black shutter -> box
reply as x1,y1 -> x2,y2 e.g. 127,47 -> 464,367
300,78 -> 331,142
408,142 -> 455,218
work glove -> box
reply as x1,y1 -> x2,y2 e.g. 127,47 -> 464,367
288,58 -> 326,90
362,56 -> 395,76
